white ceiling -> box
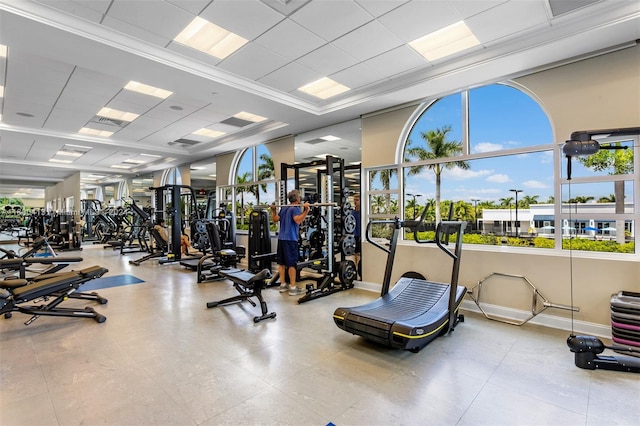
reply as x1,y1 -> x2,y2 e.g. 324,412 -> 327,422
0,0 -> 639,198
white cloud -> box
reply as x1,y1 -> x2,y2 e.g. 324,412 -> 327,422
445,167 -> 492,180
472,142 -> 503,153
522,180 -> 548,189
486,173 -> 510,183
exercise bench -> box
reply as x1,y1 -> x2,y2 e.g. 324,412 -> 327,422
0,265 -> 109,325
206,268 -> 276,323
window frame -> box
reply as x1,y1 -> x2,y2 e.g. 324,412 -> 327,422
361,82 -> 638,259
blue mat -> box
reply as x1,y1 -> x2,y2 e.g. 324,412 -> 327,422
81,274 -> 145,291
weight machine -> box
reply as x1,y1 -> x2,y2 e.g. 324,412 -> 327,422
151,184 -> 201,263
278,155 -> 360,303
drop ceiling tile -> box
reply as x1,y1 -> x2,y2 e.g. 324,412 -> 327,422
188,107 -> 229,124
102,15 -> 172,46
290,0 -> 373,41
258,62 -> 321,93
106,0 -> 194,42
254,19 -> 326,61
377,0 -> 460,42
113,89 -> 166,110
165,0 -> 211,15
64,67 -> 125,99
33,0 -> 106,23
466,0 -> 550,45
330,61 -> 387,90
258,0 -> 310,16
104,98 -> 154,116
362,45 -> 427,79
450,0 -> 510,19
139,101 -> 200,121
354,0 -> 409,18
0,133 -> 35,159
218,43 -> 289,80
199,0 -> 285,40
331,20 -> 403,62
296,43 -> 359,76
113,116 -> 167,140
46,107 -> 96,132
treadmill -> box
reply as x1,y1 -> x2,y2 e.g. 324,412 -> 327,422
333,217 -> 466,353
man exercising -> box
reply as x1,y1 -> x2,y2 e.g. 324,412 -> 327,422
270,189 -> 310,296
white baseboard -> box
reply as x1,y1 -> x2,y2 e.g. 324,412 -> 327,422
460,300 -> 611,337
354,281 -> 611,338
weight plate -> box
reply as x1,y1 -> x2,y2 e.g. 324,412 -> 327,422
340,235 -> 356,256
195,220 -> 207,234
343,213 -> 356,234
339,260 -> 357,286
342,201 -> 351,215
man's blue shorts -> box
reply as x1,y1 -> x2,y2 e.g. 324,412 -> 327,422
277,240 -> 298,267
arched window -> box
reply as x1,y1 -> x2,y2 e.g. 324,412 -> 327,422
399,82 -> 557,249
161,167 -> 182,186
220,145 -> 275,230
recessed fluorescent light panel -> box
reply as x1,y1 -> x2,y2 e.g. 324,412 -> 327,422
321,135 -> 340,141
298,77 -> 350,100
174,16 -> 248,60
233,111 -> 267,123
0,44 -> 7,57
409,21 -> 480,61
97,107 -> 139,122
110,164 -> 133,169
79,127 -> 114,137
50,144 -> 92,163
193,128 -> 226,138
0,85 -> 4,97
124,81 -> 173,99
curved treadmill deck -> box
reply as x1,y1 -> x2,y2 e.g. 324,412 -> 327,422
334,277 -> 466,352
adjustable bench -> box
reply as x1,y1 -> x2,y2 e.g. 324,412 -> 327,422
0,265 -> 109,325
206,268 -> 276,323
0,256 -> 84,279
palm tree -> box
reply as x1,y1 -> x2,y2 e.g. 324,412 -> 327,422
498,196 -> 514,208
371,195 -> 387,214
597,194 -> 615,203
568,195 -> 594,203
370,169 -> 396,191
546,195 -> 555,204
405,197 -> 421,219
236,172 -> 253,225
405,126 -> 469,223
520,195 -> 539,208
257,154 -> 275,203
452,200 -> 472,221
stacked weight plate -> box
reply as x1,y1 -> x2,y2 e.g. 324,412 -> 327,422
610,291 -> 640,354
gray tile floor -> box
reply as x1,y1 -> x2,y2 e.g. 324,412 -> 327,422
1,243 -> 639,426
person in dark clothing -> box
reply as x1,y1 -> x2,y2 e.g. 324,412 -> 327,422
270,189 -> 310,296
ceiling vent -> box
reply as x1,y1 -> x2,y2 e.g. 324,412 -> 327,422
168,138 -> 201,147
548,0 -> 600,17
89,116 -> 127,127
220,117 -> 254,127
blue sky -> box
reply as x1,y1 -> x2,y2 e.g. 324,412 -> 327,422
402,84 -> 634,205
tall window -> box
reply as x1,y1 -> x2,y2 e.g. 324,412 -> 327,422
394,82 -> 636,255
220,145 -> 276,230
